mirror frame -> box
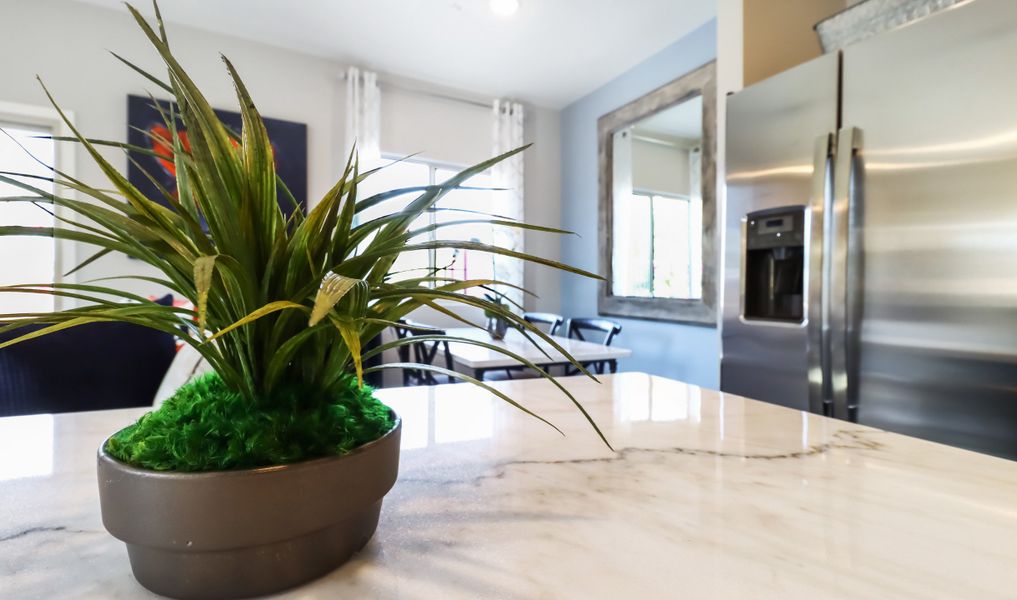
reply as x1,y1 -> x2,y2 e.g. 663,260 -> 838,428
597,60 -> 717,325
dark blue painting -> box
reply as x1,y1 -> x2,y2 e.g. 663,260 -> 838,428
126,94 -> 307,218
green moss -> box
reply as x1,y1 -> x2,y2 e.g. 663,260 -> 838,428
105,373 -> 395,472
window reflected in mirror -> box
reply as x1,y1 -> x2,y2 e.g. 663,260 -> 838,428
610,95 -> 703,300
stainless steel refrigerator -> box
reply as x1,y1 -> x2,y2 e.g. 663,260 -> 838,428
721,0 -> 1017,459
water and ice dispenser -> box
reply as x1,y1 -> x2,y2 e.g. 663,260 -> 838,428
742,207 -> 805,322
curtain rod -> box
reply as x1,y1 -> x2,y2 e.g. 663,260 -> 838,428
632,133 -> 679,147
340,70 -> 492,110
378,81 -> 491,110
632,132 -> 700,150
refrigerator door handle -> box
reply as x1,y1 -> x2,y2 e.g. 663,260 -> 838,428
830,126 -> 862,421
807,133 -> 833,416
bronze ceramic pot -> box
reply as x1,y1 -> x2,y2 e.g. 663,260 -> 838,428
96,413 -> 401,600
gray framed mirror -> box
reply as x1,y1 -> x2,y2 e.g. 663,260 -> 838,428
597,61 -> 717,325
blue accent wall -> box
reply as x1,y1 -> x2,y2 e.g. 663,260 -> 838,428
559,19 -> 720,388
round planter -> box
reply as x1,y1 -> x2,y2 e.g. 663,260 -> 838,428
96,412 -> 401,600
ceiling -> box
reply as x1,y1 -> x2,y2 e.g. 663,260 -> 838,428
74,0 -> 716,108
634,95 -> 703,139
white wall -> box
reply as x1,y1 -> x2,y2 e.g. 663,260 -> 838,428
0,0 -> 561,313
522,105 -> 562,313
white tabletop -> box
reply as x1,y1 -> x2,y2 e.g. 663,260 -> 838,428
443,326 -> 631,370
3,373 -> 1017,599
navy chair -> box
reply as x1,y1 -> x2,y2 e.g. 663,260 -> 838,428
0,321 -> 177,417
486,312 -> 567,381
565,318 -> 622,375
363,332 -> 385,389
522,312 -> 564,336
392,319 -> 454,386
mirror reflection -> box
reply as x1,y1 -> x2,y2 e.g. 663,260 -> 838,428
611,95 -> 703,300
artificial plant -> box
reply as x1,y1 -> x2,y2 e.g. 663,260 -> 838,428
483,292 -> 508,319
0,1 -> 609,470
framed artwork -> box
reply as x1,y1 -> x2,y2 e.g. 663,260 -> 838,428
126,94 -> 308,218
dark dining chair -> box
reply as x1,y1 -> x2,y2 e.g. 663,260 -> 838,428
392,319 -> 455,386
565,318 -> 623,375
522,312 -> 564,336
0,321 -> 177,417
363,332 -> 385,388
486,312 -> 567,381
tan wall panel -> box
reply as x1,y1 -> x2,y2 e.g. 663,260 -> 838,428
743,0 -> 847,86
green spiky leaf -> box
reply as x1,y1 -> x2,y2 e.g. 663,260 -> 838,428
0,0 -> 613,460
193,255 -> 217,333
309,272 -> 364,327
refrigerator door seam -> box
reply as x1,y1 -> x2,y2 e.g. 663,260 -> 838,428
807,133 -> 834,416
830,126 -> 861,421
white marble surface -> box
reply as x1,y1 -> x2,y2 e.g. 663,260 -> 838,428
444,326 -> 631,370
3,372 -> 1017,599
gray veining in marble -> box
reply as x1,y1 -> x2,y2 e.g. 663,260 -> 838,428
3,372 -> 1017,599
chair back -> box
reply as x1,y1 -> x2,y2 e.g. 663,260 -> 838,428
567,318 -> 622,346
0,321 -> 177,417
522,312 -> 564,336
393,319 -> 454,385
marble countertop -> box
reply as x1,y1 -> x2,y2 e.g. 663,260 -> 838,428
3,372 -> 1017,599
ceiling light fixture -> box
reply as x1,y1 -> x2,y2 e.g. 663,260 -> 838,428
490,0 -> 519,17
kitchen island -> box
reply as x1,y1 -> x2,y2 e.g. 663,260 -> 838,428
2,372 -> 1016,598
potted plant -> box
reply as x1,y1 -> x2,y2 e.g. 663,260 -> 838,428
483,291 -> 510,339
0,3 -> 609,599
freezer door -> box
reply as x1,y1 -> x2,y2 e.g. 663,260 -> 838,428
841,0 -> 1017,458
721,53 -> 838,411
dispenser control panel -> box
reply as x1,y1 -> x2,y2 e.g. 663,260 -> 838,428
743,206 -> 806,322
747,210 -> 805,249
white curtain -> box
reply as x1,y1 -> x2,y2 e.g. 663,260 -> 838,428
688,146 -> 703,298
344,66 -> 381,167
491,99 -> 525,309
610,127 -> 634,297
688,146 -> 701,204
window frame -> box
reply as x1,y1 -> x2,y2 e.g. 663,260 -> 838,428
0,101 -> 77,311
372,154 -> 494,287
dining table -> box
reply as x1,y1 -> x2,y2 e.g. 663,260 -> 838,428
3,372 -> 1017,598
442,326 -> 632,380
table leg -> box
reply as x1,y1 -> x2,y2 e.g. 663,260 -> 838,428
609,360 -> 617,374
474,368 -> 485,381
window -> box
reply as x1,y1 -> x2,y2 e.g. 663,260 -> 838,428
0,121 -> 56,314
356,158 -> 494,293
612,190 -> 702,300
